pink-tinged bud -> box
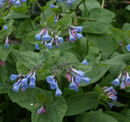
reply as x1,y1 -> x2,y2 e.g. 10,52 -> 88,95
22,88 -> 25,92
102,86 -> 107,89
126,83 -> 129,86
73,39 -> 76,42
118,73 -> 122,79
42,108 -> 46,113
109,94 -> 115,97
120,42 -> 122,46
53,40 -> 56,44
72,31 -> 76,38
76,83 -> 80,86
0,60 -> 5,67
41,29 -> 46,35
68,76 -> 71,82
66,74 -> 69,78
8,0 -> 12,4
73,29 -> 77,34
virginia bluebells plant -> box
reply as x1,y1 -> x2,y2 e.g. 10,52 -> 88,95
113,71 -> 130,89
69,26 -> 83,42
102,86 -> 117,108
46,62 -> 90,96
10,69 -> 37,92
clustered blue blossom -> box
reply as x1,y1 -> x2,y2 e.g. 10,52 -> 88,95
69,26 -> 83,42
113,72 -> 130,89
35,28 -> 64,50
102,86 -> 117,108
9,0 -> 27,6
46,64 -> 90,96
10,70 -> 37,92
57,0 -> 76,5
0,0 -> 27,7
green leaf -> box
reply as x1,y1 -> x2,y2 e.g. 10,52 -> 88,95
82,21 -> 110,34
51,8 -> 61,13
109,26 -> 124,41
95,84 -> 102,95
16,63 -> 28,74
36,94 -> 48,104
86,34 -> 114,54
19,37 -> 35,52
2,13 -> 30,20
75,111 -> 118,122
26,31 -> 40,44
105,111 -> 130,122
65,91 -> 98,116
59,41 -> 75,53
89,8 -> 115,22
120,109 -> 130,120
79,0 -> 100,13
122,23 -> 130,34
80,63 -> 110,86
12,49 -> 47,70
37,61 -> 53,81
8,87 -> 53,112
50,50 -> 60,63
47,14 -> 55,27
0,43 -> 13,61
10,5 -> 27,14
56,14 -> 72,27
0,65 -> 7,83
113,101 -> 125,107
127,5 -> 130,11
0,84 -> 12,94
100,94 -> 108,101
31,96 -> 67,122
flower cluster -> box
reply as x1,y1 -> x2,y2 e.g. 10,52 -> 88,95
35,28 -> 64,50
10,70 -> 37,92
102,86 -> 117,108
4,36 -> 10,48
47,76 -> 62,96
46,63 -> 90,96
113,72 -> 130,89
57,0 -> 76,5
8,0 -> 27,6
69,26 -> 83,42
37,104 -> 46,114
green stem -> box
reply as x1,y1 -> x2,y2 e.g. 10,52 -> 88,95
27,2 -> 34,31
35,0 -> 46,21
82,0 -> 88,21
95,97 -> 100,111
101,0 -> 105,8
